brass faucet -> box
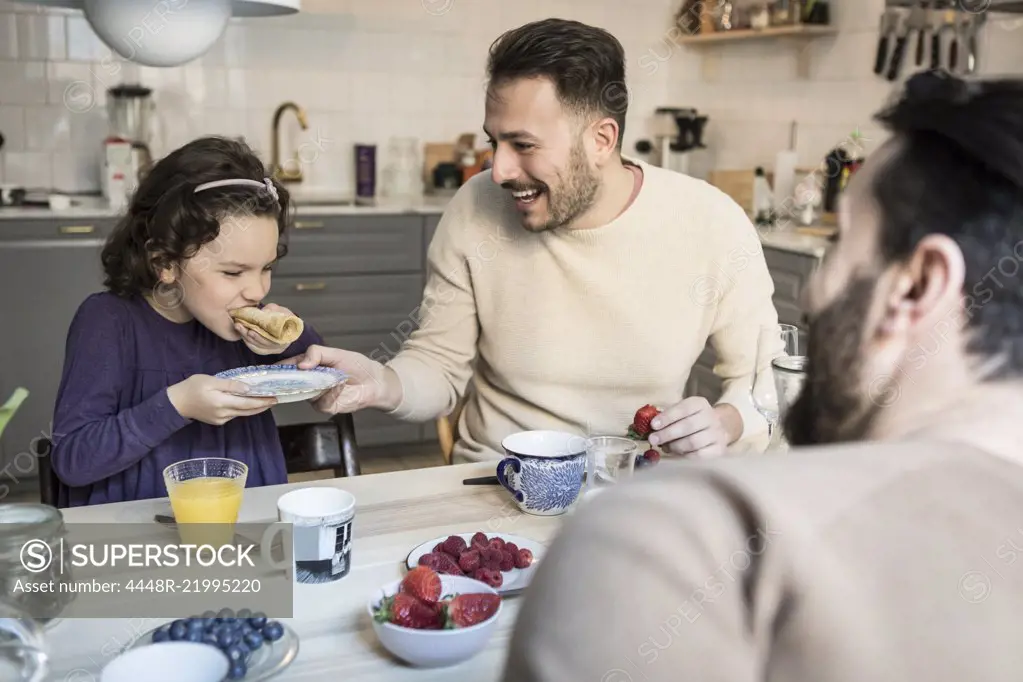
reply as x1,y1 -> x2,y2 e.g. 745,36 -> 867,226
270,101 -> 309,183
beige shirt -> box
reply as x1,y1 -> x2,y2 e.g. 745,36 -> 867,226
386,160 -> 780,461
502,388 -> 1023,682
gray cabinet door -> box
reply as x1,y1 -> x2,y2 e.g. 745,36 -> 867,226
276,215 -> 423,277
0,224 -> 114,476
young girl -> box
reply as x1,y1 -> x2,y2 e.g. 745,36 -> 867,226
50,136 -> 324,508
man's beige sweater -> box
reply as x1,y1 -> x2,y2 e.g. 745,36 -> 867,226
386,160 -> 779,461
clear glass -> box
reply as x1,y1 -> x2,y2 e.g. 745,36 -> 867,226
751,324 -> 801,447
163,458 -> 248,547
0,600 -> 48,682
773,355 -> 808,423
0,505 -> 73,625
584,436 -> 638,499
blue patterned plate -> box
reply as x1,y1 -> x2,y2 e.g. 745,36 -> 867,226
214,365 -> 347,404
404,532 -> 545,595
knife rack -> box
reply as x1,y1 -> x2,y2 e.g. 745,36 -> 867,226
873,0 -> 985,80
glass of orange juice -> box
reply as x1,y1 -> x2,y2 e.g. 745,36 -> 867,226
163,458 -> 248,547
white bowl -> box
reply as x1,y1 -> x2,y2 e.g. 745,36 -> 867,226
367,574 -> 502,668
101,642 -> 228,682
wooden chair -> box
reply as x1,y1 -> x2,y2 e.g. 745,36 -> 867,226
35,414 -> 361,507
437,395 -> 468,465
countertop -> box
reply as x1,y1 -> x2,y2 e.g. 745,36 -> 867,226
0,193 -> 452,220
758,227 -> 832,259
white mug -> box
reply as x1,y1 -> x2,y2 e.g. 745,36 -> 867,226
275,487 -> 356,584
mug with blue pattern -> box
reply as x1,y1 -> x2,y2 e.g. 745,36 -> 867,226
496,431 -> 588,516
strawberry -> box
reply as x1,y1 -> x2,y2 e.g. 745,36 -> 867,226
459,549 -> 481,573
400,566 -> 441,604
444,593 -> 501,628
628,404 -> 661,439
374,593 -> 441,630
470,532 -> 489,550
514,548 -> 534,569
441,535 -> 467,558
472,567 -> 504,588
643,448 -> 661,465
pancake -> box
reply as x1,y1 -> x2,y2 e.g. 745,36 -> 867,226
229,306 -> 304,345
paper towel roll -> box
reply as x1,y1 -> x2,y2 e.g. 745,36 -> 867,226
773,150 -> 799,210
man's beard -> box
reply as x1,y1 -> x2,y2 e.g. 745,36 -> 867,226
783,276 -> 884,446
518,140 -> 600,232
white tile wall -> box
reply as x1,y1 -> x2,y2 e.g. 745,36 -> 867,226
2,0 -> 1023,193
665,0 -> 1023,171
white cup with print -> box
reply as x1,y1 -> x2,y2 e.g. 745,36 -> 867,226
275,487 -> 355,584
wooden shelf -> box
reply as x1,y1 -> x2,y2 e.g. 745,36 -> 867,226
679,24 -> 837,45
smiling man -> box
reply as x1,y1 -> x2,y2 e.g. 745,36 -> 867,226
294,19 -> 780,461
502,69 -> 1023,682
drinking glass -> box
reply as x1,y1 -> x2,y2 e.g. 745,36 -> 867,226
0,599 -> 48,682
163,458 -> 248,547
584,436 -> 638,499
750,324 -> 801,446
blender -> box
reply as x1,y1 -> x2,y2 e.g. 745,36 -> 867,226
103,85 -> 156,208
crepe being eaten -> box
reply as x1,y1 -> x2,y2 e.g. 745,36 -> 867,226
229,306 -> 304,346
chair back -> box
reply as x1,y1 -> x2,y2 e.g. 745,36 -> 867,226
35,438 -> 60,508
279,414 -> 360,478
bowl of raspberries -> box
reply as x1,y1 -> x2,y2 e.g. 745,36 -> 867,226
405,531 -> 541,593
369,566 -> 502,668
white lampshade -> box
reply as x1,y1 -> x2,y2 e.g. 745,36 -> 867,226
11,0 -> 300,66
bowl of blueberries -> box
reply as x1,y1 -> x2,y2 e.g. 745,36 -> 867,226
116,607 -> 299,681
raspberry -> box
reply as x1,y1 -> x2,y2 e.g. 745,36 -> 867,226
643,448 -> 661,465
441,535 -> 467,558
487,537 -> 506,552
473,567 -> 503,588
514,548 -> 534,569
458,549 -> 481,573
499,550 -> 515,572
432,542 -> 445,554
504,542 -> 519,555
470,532 -> 489,550
481,547 -> 503,570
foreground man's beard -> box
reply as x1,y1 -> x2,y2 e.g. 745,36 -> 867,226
783,276 -> 883,445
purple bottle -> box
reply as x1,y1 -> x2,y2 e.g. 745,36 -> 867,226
355,144 -> 376,202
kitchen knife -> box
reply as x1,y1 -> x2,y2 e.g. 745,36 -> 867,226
915,1 -> 930,66
874,10 -> 894,76
886,11 -> 910,81
463,475 -> 500,485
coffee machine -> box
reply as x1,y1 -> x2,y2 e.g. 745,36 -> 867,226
103,84 -> 156,209
642,108 -> 711,180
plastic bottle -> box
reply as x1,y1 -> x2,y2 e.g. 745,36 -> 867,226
752,166 -> 774,226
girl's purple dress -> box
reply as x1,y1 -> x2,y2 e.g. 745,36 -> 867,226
51,292 -> 324,508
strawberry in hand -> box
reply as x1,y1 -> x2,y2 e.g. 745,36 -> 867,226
627,404 -> 661,439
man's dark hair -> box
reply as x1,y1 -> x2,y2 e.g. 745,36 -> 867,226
486,18 -> 628,149
872,69 -> 1023,375
101,136 -> 291,298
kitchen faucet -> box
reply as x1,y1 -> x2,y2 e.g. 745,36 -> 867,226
271,101 -> 308,183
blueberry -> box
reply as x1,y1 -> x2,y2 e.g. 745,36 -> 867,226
236,608 -> 252,619
262,622 -> 284,642
244,631 -> 264,650
223,643 -> 246,664
151,627 -> 170,643
240,624 -> 255,637
202,632 -> 219,647
216,629 -> 238,648
247,614 -> 267,629
169,621 -> 188,641
227,661 -> 247,680
201,618 -> 217,632
187,618 -> 205,632
217,608 -> 234,619
236,639 -> 251,656
185,629 -> 204,643
201,610 -> 217,619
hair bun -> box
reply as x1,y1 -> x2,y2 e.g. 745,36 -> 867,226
905,68 -> 978,106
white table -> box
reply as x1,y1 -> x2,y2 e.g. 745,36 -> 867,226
43,462 -> 564,681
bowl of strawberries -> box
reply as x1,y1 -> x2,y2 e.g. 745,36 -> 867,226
368,566 -> 503,668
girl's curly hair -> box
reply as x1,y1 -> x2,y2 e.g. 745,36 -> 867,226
101,136 -> 292,298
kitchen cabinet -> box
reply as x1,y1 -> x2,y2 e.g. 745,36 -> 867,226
685,244 -> 820,404
0,219 -> 117,480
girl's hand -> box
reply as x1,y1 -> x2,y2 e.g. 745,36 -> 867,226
167,375 -> 278,425
235,303 -> 295,356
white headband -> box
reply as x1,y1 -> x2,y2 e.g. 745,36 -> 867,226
193,177 -> 279,203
